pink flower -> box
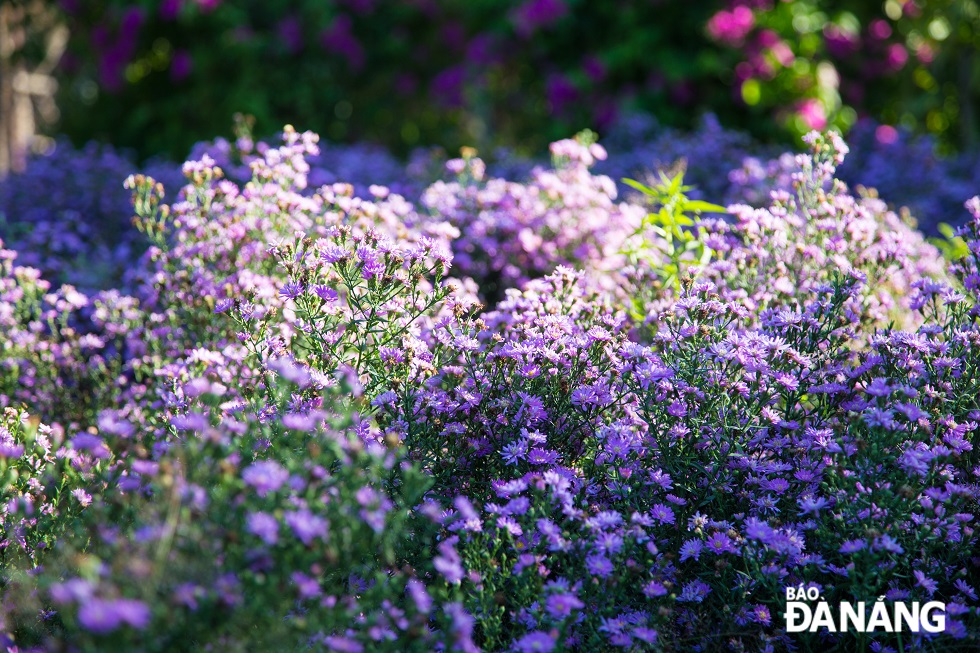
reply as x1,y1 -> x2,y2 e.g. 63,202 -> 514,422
707,6 -> 754,46
875,124 -> 899,145
869,19 -> 892,40
796,98 -> 827,131
885,43 -> 908,72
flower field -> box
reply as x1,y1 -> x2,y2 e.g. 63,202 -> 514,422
1,125 -> 980,652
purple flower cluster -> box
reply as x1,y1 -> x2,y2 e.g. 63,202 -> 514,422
7,113 -> 976,301
727,119 -> 980,236
2,125 -> 979,652
421,137 -> 644,300
0,140 -> 181,291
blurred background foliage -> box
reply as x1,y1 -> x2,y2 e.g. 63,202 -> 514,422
4,0 -> 980,162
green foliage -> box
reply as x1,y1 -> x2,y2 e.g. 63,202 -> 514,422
621,171 -> 725,293
930,222 -> 971,261
49,0 -> 978,161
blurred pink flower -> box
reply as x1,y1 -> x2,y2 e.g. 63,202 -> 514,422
915,42 -> 935,64
768,40 -> 794,67
707,6 -> 754,46
885,43 -> 908,72
875,124 -> 899,145
797,98 -> 827,130
869,19 -> 892,40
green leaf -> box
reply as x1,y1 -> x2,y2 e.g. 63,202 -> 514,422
683,200 -> 727,214
621,178 -> 654,195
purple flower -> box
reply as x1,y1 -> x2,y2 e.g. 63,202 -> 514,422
503,497 -> 531,517
242,460 -> 289,496
585,554 -> 613,578
873,535 -> 904,555
213,298 -> 233,314
452,495 -> 483,532
798,495 -> 830,516
587,510 -> 623,530
284,509 -> 328,545
514,630 -> 557,653
291,572 -> 322,600
954,579 -> 977,600
279,280 -> 304,300
322,636 -> 364,653
494,479 -> 529,497
649,503 -> 675,525
116,599 -> 151,628
72,488 -> 93,507
0,442 -> 24,458
707,532 -> 738,555
743,518 -> 774,543
679,539 -> 704,562
320,243 -> 350,263
49,578 -> 95,604
633,626 -> 658,644
527,448 -> 560,465
667,400 -> 687,417
247,511 -> 279,545
70,433 -> 111,459
545,592 -> 584,619
77,598 -> 150,633
77,599 -> 120,633
677,580 -> 711,603
751,604 -> 771,625
501,440 -> 529,465
594,532 -> 624,555
357,246 -> 386,280
434,538 -> 465,584
444,602 -> 479,653
406,578 -> 433,614
914,570 -> 938,596
497,516 -> 523,536
839,539 -> 866,554
170,49 -> 193,81
173,584 -> 202,610
643,581 -> 667,597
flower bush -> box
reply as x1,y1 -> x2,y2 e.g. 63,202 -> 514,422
5,111 -> 978,299
0,139 -> 181,290
2,125 -> 979,651
704,0 -> 979,150
727,119 -> 980,236
420,136 -> 644,301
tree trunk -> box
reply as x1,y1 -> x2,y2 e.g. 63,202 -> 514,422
0,2 -> 66,179
0,3 -> 16,177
